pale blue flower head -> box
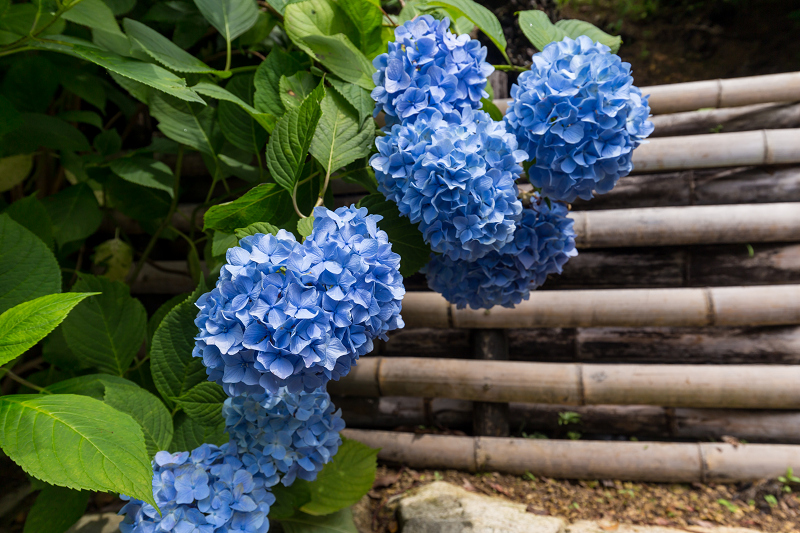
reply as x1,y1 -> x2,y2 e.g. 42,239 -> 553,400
504,36 -> 654,202
425,195 -> 578,309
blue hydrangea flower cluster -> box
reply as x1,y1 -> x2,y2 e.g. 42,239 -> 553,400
119,444 -> 276,533
370,107 -> 527,261
371,15 -> 494,127
224,388 -> 345,486
504,36 -> 654,203
194,206 -> 404,395
425,195 -> 577,309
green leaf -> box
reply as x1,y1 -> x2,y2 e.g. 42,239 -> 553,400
481,98 -> 503,121
175,381 -> 226,427
358,194 -> 429,277
328,79 -> 373,125
94,129 -> 122,156
0,94 -> 21,136
1,114 -> 90,156
0,394 -> 156,508
193,81 -> 275,132
266,83 -> 325,193
0,214 -> 60,315
340,162 -> 377,194
297,216 -> 314,239
148,92 -> 218,156
107,175 -> 171,221
193,0 -> 258,44
281,509 -> 359,533
57,70 -> 107,113
0,3 -> 64,38
427,0 -> 508,62
310,91 -> 374,175
270,483 -> 312,520
104,381 -> 173,457
0,154 -> 34,192
43,373 -> 133,399
517,10 -> 567,52
0,56 -> 58,114
300,437 -> 378,515
554,19 -> 622,53
150,294 -> 208,405
254,48 -> 306,118
235,222 -> 280,239
147,293 -> 189,347
105,0 -> 136,16
218,74 -> 269,153
170,412 -> 227,452
43,183 -> 102,247
333,0 -> 382,58
92,238 -> 134,282
204,183 -> 295,233
302,34 -> 375,90
280,72 -> 318,110
0,293 -> 97,367
23,486 -> 89,533
110,157 -> 176,197
124,18 -> 220,74
62,0 -> 123,35
3,194 -> 53,249
211,230 -> 239,257
284,0 -> 349,54
62,275 -> 147,376
57,110 -> 104,129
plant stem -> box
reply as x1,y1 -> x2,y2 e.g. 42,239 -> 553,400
227,65 -> 258,75
493,64 -> 528,72
224,39 -> 232,72
127,355 -> 150,374
128,145 -> 185,285
0,0 -> 86,55
315,167 -> 332,208
292,177 -> 306,218
0,369 -> 49,393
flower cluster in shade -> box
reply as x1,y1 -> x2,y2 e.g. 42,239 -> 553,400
503,36 -> 654,203
371,15 -> 494,127
425,195 -> 578,309
194,206 -> 405,395
370,107 -> 528,262
119,445 -> 276,533
224,388 -> 345,486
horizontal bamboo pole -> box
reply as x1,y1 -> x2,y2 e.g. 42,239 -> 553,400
495,72 -> 800,116
399,285 -> 800,329
570,203 -> 800,248
329,357 -> 800,409
335,397 -> 800,443
649,102 -> 800,137
343,429 -> 800,483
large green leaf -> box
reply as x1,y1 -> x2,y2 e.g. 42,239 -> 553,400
299,437 -> 378,515
279,72 -> 318,110
192,81 -> 275,131
58,110 -> 104,129
0,214 -> 60,315
0,394 -> 156,508
284,0 -> 350,55
0,56 -> 58,114
107,175 -> 172,221
104,381 -> 173,457
3,194 -> 53,249
328,78 -> 374,125
148,92 -> 217,156
302,34 -> 374,90
310,91 -> 374,175
203,183 -> 295,233
428,0 -> 508,61
170,412 -> 227,452
270,483 -> 312,520
0,293 -> 97,367
554,19 -> 622,53
147,293 -> 189,347
43,183 -> 103,247
193,0 -> 258,44
358,194 -> 429,277
62,0 -> 123,35
109,157 -> 176,197
253,48 -> 305,118
124,18 -> 221,74
517,10 -> 567,52
0,154 -> 33,192
234,222 -> 280,239
61,275 -> 147,376
218,74 -> 268,153
0,3 -> 65,39
0,94 -> 21,136
175,381 -> 226,427
266,83 -> 324,192
23,485 -> 89,533
281,509 -> 358,533
43,374 -> 133,400
0,114 -> 90,156
150,294 -> 208,405
92,238 -> 133,283
333,0 -> 382,58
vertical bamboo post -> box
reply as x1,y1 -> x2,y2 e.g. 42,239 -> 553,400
472,330 -> 510,437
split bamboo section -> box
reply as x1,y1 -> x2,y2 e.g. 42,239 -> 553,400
342,429 -> 800,483
569,203 -> 800,248
399,285 -> 800,329
328,357 -> 800,409
648,102 -> 800,137
494,71 -> 800,116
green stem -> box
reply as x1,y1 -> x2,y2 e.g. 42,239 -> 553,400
127,145 -> 184,285
0,0 -> 86,55
126,355 -> 150,374
224,39 -> 232,72
0,369 -> 49,393
493,64 -> 527,72
315,167 -> 332,208
227,65 -> 258,75
291,179 -> 306,218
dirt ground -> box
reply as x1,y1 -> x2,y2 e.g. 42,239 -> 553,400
364,466 -> 800,533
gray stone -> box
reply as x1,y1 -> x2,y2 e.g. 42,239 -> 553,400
67,513 -> 122,533
398,481 -> 566,533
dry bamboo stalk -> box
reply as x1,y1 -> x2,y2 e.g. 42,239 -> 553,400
570,203 -> 800,248
649,102 -> 800,137
329,357 -> 800,409
400,285 -> 800,329
342,429 -> 800,482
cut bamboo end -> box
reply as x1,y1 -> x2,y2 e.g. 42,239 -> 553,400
330,358 -> 800,409
570,202 -> 800,248
401,285 -> 800,329
342,429 -> 800,483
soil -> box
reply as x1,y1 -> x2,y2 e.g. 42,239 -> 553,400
365,465 -> 800,533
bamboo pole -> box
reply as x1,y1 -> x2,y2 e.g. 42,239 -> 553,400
329,357 -> 800,409
399,285 -> 800,329
649,102 -> 800,137
342,429 -> 800,483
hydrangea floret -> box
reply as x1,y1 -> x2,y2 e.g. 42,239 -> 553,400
371,15 -> 494,127
224,388 -> 345,486
194,206 -> 404,395
370,107 -> 527,261
504,35 -> 654,203
425,195 -> 578,309
119,444 -> 276,533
